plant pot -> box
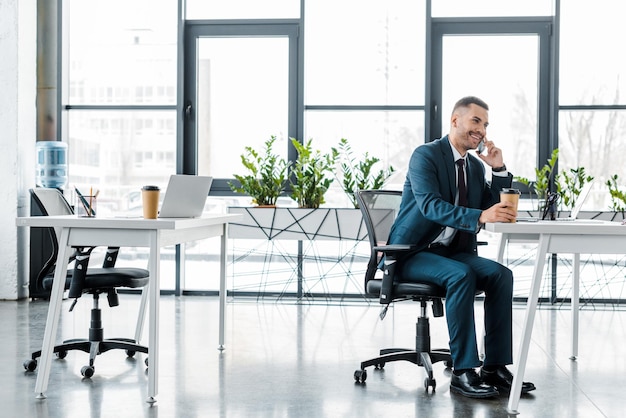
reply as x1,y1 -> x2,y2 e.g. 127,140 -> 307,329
227,207 -> 366,241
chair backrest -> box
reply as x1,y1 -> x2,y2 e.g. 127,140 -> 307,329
31,187 -> 74,216
29,188 -> 75,295
30,188 -> 73,244
355,190 -> 403,287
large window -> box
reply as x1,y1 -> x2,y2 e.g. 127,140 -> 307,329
559,0 -> 626,210
305,1 -> 424,106
63,1 -> 626,208
193,36 -> 290,180
304,0 -> 425,204
431,0 -> 552,17
434,30 -> 545,183
185,0 -> 300,20
65,0 -> 178,201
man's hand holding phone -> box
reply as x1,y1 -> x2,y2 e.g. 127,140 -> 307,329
475,138 -> 505,171
476,140 -> 486,154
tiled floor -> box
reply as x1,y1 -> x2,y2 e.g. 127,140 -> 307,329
1,294 -> 625,417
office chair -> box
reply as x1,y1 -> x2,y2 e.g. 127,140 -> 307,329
23,188 -> 150,378
353,189 -> 453,392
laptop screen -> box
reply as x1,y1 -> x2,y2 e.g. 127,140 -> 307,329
569,181 -> 593,219
158,175 -> 213,218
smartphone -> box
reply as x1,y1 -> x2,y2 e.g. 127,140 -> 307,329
476,140 -> 486,154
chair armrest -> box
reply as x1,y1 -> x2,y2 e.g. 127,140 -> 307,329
68,246 -> 120,300
373,244 -> 416,305
68,247 -> 94,299
102,247 -> 121,268
373,244 -> 414,253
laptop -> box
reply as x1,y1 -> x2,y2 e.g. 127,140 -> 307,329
158,175 -> 213,218
555,181 -> 593,221
516,181 -> 595,222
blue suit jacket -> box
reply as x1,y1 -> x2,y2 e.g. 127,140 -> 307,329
388,136 -> 513,254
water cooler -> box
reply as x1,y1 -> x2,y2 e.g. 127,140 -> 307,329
30,141 -> 68,298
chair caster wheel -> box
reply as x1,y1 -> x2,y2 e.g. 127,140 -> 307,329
23,359 -> 37,372
354,369 -> 367,383
145,357 -> 149,367
56,350 -> 67,359
424,377 -> 436,392
81,365 -> 95,378
126,350 -> 136,358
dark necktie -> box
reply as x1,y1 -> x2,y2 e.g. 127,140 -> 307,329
456,159 -> 468,207
454,159 -> 469,250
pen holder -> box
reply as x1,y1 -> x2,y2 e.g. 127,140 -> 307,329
76,195 -> 97,217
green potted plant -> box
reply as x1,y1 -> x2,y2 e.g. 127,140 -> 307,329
289,138 -> 338,209
515,148 -> 559,211
332,138 -> 395,208
229,136 -> 290,206
556,167 -> 594,210
606,174 -> 626,212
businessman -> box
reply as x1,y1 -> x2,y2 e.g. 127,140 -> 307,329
387,96 -> 535,398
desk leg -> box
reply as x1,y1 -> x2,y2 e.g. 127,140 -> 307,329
34,228 -> 71,399
135,284 -> 149,343
218,224 -> 227,350
507,234 -> 550,415
496,233 -> 508,264
570,253 -> 580,360
147,231 -> 160,404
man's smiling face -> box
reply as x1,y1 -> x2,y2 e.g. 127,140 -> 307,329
449,103 -> 489,155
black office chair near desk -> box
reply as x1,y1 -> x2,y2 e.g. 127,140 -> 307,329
23,188 -> 150,378
353,190 -> 453,392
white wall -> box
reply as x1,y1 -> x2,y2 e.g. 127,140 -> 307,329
0,0 -> 37,300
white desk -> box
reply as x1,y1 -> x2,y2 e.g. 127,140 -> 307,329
16,214 -> 240,403
485,220 -> 626,414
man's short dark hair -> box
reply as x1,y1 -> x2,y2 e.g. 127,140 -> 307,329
452,96 -> 489,115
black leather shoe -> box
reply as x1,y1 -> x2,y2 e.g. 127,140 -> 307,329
450,369 -> 499,398
480,366 -> 536,394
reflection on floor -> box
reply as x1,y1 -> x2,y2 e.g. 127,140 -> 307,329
1,294 -> 624,417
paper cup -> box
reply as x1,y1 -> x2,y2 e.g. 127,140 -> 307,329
141,186 -> 160,219
500,188 -> 521,222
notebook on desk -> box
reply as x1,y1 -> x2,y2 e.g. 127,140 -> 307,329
158,175 -> 213,218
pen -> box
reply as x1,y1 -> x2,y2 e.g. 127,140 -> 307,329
75,186 -> 96,216
74,187 -> 90,214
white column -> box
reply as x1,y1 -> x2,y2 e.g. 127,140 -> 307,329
0,0 -> 37,299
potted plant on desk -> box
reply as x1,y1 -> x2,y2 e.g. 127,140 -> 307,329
607,174 -> 626,214
601,173 -> 626,221
515,148 -> 559,212
557,167 -> 594,211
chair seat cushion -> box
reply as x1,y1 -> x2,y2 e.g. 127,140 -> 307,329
42,268 -> 150,291
366,278 -> 446,299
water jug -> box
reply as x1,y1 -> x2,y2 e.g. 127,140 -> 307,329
36,141 -> 68,189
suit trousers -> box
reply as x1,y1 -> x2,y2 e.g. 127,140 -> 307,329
399,247 -> 513,370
